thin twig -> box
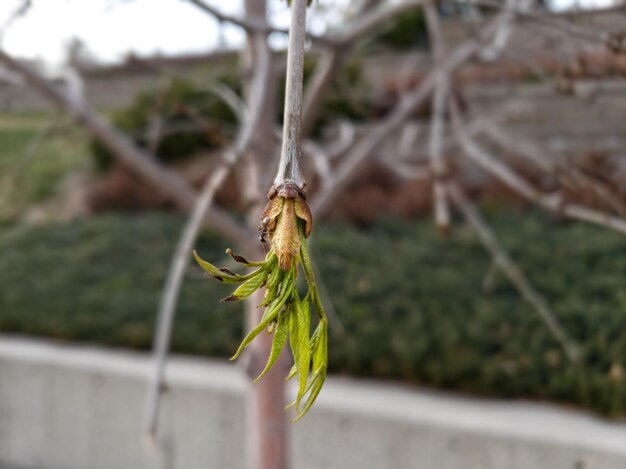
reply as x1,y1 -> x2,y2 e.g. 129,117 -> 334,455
484,123 -> 626,216
424,1 -> 451,232
310,10 -> 508,216
480,0 -> 528,61
333,0 -> 426,48
301,0 -> 426,134
143,156 -> 234,440
465,0 -> 616,46
186,0 -> 331,47
303,120 -> 355,184
143,29 -> 275,440
447,182 -> 581,364
301,49 -> 343,136
274,0 -> 308,189
449,98 -> 626,236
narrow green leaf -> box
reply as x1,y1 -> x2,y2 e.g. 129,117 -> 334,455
193,250 -> 240,284
286,364 -> 297,382
230,270 -> 294,360
294,372 -> 326,422
254,311 -> 289,382
288,298 -> 301,377
309,322 -> 322,351
193,250 -> 266,284
224,268 -> 267,301
260,261 -> 282,307
294,291 -> 311,409
292,320 -> 327,420
312,320 -> 328,373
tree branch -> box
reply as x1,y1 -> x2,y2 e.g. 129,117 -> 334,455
469,0 -> 617,46
274,0 -> 308,189
143,157 -> 234,440
301,0 -> 426,135
143,27 -> 276,439
333,0 -> 426,47
483,123 -> 626,216
310,19 -> 501,216
447,182 -> 581,364
0,49 -> 253,248
301,49 -> 343,136
449,98 -> 626,236
186,0 -> 332,47
425,1 -> 451,233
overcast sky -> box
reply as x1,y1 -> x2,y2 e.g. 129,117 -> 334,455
0,0 -> 618,67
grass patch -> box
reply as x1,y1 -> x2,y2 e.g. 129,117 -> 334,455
0,211 -> 625,416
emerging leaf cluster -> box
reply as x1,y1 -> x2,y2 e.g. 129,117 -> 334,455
193,190 -> 327,421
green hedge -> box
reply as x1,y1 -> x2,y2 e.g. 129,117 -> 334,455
0,212 -> 625,416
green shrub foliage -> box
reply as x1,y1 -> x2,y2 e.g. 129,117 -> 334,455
1,212 -> 625,416
91,78 -> 239,171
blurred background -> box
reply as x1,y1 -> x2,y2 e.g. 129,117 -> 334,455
0,0 -> 625,468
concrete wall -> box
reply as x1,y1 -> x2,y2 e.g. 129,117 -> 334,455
1,336 -> 625,469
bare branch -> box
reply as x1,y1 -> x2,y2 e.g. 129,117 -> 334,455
301,49 -> 343,135
143,28 -> 276,440
449,98 -> 626,236
143,157 -> 233,440
469,0 -> 617,46
186,0 -> 332,47
310,18 -> 499,216
480,0 -> 528,61
209,81 -> 247,123
447,182 -> 581,364
397,122 -> 422,160
384,160 -> 432,181
333,0 -> 426,47
0,49 -> 253,248
303,121 -> 356,186
425,1 -> 451,232
483,124 -> 626,216
186,0 -> 279,35
322,120 -> 356,160
274,0 -> 308,189
301,0 -> 426,134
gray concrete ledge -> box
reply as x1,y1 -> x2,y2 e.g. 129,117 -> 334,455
1,335 -> 625,469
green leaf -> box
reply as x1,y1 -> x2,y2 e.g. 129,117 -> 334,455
286,364 -> 297,382
222,268 -> 267,302
293,320 -> 327,420
293,291 -> 311,409
254,311 -> 289,382
287,300 -> 301,377
294,372 -> 325,422
193,249 -> 267,284
260,260 -> 282,306
230,269 -> 294,360
193,250 -> 240,284
309,321 -> 322,351
312,320 -> 328,374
